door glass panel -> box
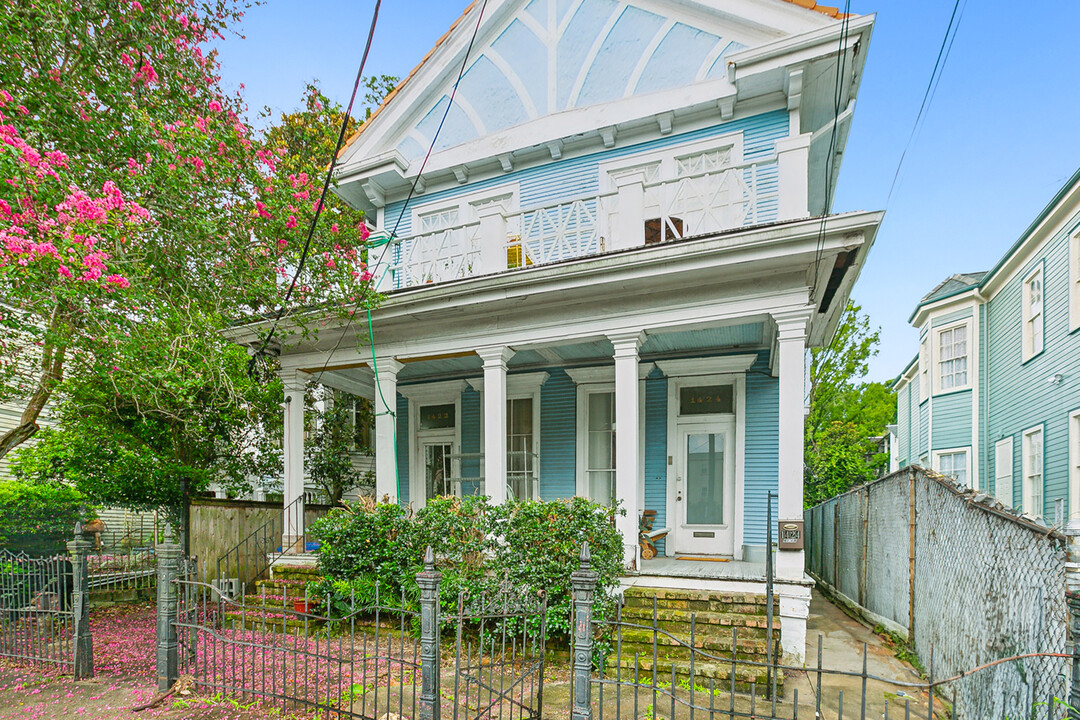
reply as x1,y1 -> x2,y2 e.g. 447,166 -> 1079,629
686,433 -> 724,525
425,443 -> 453,500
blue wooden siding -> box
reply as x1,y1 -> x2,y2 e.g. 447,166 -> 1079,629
930,307 -> 973,327
384,110 -> 788,242
396,393 -> 409,505
643,371 -> 668,554
460,387 -> 482,496
984,209 -> 1080,515
896,383 -> 910,467
539,369 -> 577,500
931,390 -> 972,450
743,353 -> 779,547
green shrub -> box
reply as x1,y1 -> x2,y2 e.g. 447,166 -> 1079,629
0,480 -> 93,555
308,494 -> 623,644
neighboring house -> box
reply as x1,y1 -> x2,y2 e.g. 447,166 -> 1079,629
230,0 -> 881,660
893,169 -> 1080,524
0,398 -> 45,480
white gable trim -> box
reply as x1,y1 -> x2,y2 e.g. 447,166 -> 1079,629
655,354 -> 757,377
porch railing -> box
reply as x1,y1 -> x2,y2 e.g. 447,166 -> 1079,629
377,160 -> 779,291
215,494 -> 306,592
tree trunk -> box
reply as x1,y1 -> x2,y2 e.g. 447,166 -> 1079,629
0,315 -> 68,462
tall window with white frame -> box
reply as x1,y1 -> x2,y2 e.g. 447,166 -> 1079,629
586,391 -> 616,505
919,336 -> 930,400
506,397 -> 535,501
1071,231 -> 1080,332
994,438 -> 1012,502
937,324 -> 968,391
1071,411 -> 1080,522
1023,427 -> 1044,517
1023,268 -> 1044,360
936,450 -> 968,487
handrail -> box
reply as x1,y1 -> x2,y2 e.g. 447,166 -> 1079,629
215,494 -> 306,589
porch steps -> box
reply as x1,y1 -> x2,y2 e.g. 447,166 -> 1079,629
223,564 -> 326,632
611,587 -> 781,693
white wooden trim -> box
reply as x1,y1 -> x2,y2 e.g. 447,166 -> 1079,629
1069,410 -> 1080,523
654,354 -> 757,377
398,380 -> 469,402
1021,424 -> 1045,517
409,392 -> 463,509
1070,231 -> 1080,334
566,366 -> 615,385
597,132 -> 746,193
465,371 -> 550,395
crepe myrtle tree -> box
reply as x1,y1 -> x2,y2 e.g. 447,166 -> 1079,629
0,0 -> 381,473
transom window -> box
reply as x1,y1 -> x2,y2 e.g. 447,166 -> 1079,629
1023,267 -> 1044,360
937,324 -> 968,391
1023,427 -> 1044,517
418,207 -> 460,233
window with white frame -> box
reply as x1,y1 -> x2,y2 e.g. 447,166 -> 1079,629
1023,267 -> 1044,360
994,438 -> 1013,501
584,390 -> 616,505
506,396 -> 537,501
934,449 -> 969,487
919,336 -> 930,399
935,323 -> 969,391
1022,426 -> 1044,517
1071,231 -> 1080,332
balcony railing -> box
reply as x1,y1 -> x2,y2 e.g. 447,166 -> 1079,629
376,159 -> 779,291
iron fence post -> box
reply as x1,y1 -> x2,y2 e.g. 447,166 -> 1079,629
1068,592 -> 1080,717
67,525 -> 93,680
571,542 -> 598,720
417,546 -> 442,720
155,542 -> 183,692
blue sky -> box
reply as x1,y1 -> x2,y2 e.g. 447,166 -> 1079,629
216,1 -> 1080,383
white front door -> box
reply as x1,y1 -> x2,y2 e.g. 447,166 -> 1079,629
674,422 -> 735,555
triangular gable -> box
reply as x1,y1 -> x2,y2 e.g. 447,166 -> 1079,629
340,0 -> 839,170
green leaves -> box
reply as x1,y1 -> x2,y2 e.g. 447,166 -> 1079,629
0,479 -> 91,555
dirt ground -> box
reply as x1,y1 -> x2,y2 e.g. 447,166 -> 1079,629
0,593 -> 930,719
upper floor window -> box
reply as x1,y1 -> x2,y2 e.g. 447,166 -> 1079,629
936,323 -> 968,392
1022,426 -> 1044,517
934,449 -> 969,488
1022,266 -> 1044,361
994,437 -> 1012,501
1070,410 -> 1080,521
918,336 -> 930,400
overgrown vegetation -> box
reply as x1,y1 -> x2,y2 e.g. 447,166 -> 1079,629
0,479 -> 93,555
309,495 -> 624,643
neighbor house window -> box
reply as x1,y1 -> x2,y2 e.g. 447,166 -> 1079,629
1023,267 -> 1044,360
1023,426 -> 1044,517
934,449 -> 969,487
585,391 -> 616,505
936,323 -> 969,391
1070,411 -> 1080,521
994,438 -> 1013,501
506,396 -> 536,501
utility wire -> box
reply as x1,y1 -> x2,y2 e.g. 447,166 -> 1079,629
247,0 -> 383,374
809,1 -> 852,300
885,0 -> 967,207
310,0 -> 491,401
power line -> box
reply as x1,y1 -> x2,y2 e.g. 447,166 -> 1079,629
809,1 -> 853,301
885,0 -> 967,207
247,0 -> 383,373
310,0 -> 492,403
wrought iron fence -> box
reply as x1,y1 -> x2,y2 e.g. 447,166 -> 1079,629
168,547 -> 547,720
87,545 -> 156,600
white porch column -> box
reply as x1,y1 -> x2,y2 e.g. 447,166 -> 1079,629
479,346 -> 515,505
477,202 -> 508,275
611,171 -> 646,251
774,133 -> 812,221
374,358 -> 403,503
281,369 -> 308,551
610,331 -> 644,569
772,309 -> 811,662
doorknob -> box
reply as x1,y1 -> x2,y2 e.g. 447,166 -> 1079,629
676,475 -> 683,502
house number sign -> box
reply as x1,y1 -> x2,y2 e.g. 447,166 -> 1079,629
679,385 -> 734,415
778,520 -> 804,550
419,404 -> 455,430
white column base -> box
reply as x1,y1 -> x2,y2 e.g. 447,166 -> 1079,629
778,583 -> 812,664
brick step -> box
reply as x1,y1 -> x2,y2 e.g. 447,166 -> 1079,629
618,607 -> 776,632
270,565 -> 323,582
624,588 -> 772,605
222,609 -> 324,633
616,641 -> 771,665
605,656 -> 781,694
254,578 -> 314,594
616,629 -> 770,657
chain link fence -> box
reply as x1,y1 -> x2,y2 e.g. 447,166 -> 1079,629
805,467 -> 1070,717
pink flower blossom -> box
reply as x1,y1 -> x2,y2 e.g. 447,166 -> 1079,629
208,100 -> 222,113
120,53 -> 135,69
255,201 -> 271,219
105,274 -> 130,289
285,215 -> 298,230
133,61 -> 158,85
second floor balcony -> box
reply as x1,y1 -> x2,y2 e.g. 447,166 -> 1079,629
371,155 -> 784,292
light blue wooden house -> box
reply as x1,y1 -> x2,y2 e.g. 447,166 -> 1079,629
893,169 -> 1080,525
232,0 -> 882,659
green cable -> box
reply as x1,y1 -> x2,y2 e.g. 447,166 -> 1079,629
367,304 -> 401,502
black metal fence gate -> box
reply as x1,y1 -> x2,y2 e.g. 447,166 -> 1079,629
164,546 -> 547,720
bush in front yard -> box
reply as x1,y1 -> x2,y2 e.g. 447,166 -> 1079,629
308,494 -> 623,643
0,480 -> 92,555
